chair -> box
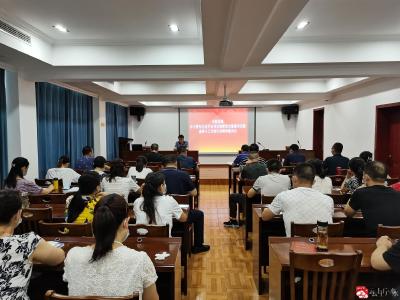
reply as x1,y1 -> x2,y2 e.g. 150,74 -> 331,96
147,165 -> 161,172
128,224 -> 169,237
329,193 -> 351,205
38,221 -> 93,237
29,194 -> 68,204
329,175 -> 346,187
45,290 -> 139,300
377,224 -> 400,239
261,195 -> 274,204
290,221 -> 345,237
17,207 -> 53,234
239,179 -> 255,194
170,194 -> 193,210
281,166 -> 295,175
289,250 -> 362,300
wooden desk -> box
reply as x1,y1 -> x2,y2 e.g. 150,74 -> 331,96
30,236 -> 181,300
252,206 -> 366,294
258,150 -> 315,161
268,237 -> 400,300
121,150 -> 199,163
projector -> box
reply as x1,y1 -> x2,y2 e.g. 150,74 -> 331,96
219,98 -> 233,107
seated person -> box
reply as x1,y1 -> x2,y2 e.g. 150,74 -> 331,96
64,194 -> 159,299
308,159 -> 332,194
0,190 -> 65,300
283,144 -> 305,166
133,172 -> 183,237
359,151 -> 373,163
160,155 -> 210,253
248,159 -> 291,197
239,152 -> 268,180
174,134 -> 188,150
5,157 -> 54,195
341,157 -> 365,193
323,142 -> 350,176
177,147 -> 198,170
46,155 -> 81,189
371,236 -> 400,272
224,159 -> 289,228
161,155 -> 197,196
75,146 -> 95,172
146,143 -> 164,163
127,156 -> 153,180
66,173 -> 102,224
239,143 -> 268,166
262,163 -> 334,237
344,161 -> 400,236
92,156 -> 108,179
101,160 -> 140,201
232,144 -> 250,166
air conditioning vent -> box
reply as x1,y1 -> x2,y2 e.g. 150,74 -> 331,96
0,19 -> 31,44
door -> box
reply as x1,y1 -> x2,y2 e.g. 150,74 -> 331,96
376,103 -> 400,177
313,108 -> 324,160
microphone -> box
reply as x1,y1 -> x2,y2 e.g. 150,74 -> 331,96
145,140 -> 147,147
257,141 -> 266,150
297,140 -> 301,149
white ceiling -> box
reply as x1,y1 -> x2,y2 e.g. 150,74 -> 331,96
0,0 -> 202,43
1,0 -> 400,107
283,0 -> 400,40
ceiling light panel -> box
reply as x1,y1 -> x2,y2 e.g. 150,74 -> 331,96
53,24 -> 69,33
168,24 -> 179,32
139,101 -> 206,107
296,20 -> 310,30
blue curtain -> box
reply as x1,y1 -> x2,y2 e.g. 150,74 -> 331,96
36,82 -> 94,178
0,69 -> 8,188
106,102 -> 128,160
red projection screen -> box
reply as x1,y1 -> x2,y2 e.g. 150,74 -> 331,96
188,108 -> 250,152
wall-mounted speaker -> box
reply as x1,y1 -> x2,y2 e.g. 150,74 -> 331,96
129,106 -> 146,121
281,104 -> 299,120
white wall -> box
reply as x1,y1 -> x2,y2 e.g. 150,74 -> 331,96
255,106 -> 297,150
297,85 -> 400,160
129,107 -> 179,149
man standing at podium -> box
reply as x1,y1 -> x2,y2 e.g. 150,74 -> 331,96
174,134 -> 189,150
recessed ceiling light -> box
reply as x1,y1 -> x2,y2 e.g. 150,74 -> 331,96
168,24 -> 179,32
53,24 -> 69,33
296,20 -> 310,30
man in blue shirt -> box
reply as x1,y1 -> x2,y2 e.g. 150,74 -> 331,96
161,155 -> 210,254
75,146 -> 95,172
177,147 -> 198,170
232,144 -> 250,166
174,134 -> 189,150
284,144 -> 306,166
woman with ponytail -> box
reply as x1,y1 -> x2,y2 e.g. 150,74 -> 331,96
5,157 -> 54,195
341,157 -> 366,193
127,156 -> 153,180
66,172 -> 102,224
133,172 -> 210,253
64,194 -> 159,300
46,155 -> 80,189
133,172 -> 187,237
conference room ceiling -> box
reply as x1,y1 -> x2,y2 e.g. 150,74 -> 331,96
0,0 -> 400,107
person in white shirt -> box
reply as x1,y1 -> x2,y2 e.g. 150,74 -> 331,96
101,160 -> 140,201
63,194 -> 159,300
309,159 -> 333,194
133,171 -> 210,254
262,163 -> 334,237
127,156 -> 153,180
247,159 -> 291,198
46,155 -> 80,189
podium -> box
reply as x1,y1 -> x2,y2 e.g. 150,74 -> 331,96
118,137 -> 133,158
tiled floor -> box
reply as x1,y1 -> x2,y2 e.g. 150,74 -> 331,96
183,184 -> 269,300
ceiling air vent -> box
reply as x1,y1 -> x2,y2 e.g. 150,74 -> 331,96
0,19 -> 31,44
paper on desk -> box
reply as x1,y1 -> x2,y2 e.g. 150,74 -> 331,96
48,241 -> 65,248
155,252 -> 170,260
63,187 -> 79,193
